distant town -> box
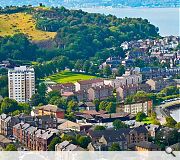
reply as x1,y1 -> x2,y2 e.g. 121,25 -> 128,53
0,34 -> 179,151
0,0 -> 180,8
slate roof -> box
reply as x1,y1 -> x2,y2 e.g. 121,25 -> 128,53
38,104 -> 64,112
135,141 -> 159,149
77,79 -> 104,85
89,126 -> 148,140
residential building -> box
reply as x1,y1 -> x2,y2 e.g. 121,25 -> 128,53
95,112 -> 130,123
55,141 -> 85,151
61,90 -> 88,102
145,124 -> 160,138
99,57 -> 122,69
116,84 -> 138,100
146,77 -> 176,92
123,101 -> 153,116
47,83 -> 75,94
88,85 -> 113,101
8,66 -> 35,102
78,102 -> 96,111
88,126 -> 148,149
37,104 -> 65,119
58,121 -> 92,132
104,71 -> 142,89
0,135 -> 12,148
129,141 -> 160,151
13,122 -> 59,151
0,114 -> 19,136
75,79 -> 104,91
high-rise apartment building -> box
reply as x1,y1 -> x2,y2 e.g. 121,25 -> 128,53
8,66 -> 35,103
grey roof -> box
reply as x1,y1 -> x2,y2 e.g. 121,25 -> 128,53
0,113 -> 7,120
25,126 -> 38,134
89,126 -> 148,140
57,141 -> 70,150
135,141 -> 159,149
146,124 -> 160,131
57,141 -> 85,151
41,131 -> 54,140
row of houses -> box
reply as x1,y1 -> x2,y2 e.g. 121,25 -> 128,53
0,113 -> 58,137
47,70 -> 177,103
13,122 -> 59,151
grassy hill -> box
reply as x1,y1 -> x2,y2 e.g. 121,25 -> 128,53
46,70 -> 99,84
0,13 -> 56,41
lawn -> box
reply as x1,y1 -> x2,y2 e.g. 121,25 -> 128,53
46,71 -> 99,84
141,117 -> 153,124
0,13 -> 56,41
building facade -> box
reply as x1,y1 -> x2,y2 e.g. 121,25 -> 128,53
8,66 -> 35,102
123,101 -> 153,116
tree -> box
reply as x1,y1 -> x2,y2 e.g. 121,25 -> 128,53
62,134 -> 77,145
46,90 -> 61,102
18,102 -> 31,114
48,137 -> 61,151
0,97 -> 18,114
106,102 -> 116,113
165,117 -> 177,128
113,119 -> 128,130
99,101 -> 107,111
93,99 -> 100,111
103,65 -> 112,77
160,86 -> 178,97
75,60 -> 83,71
77,136 -> 91,148
175,122 -> 180,129
116,65 -> 125,76
37,83 -> 47,97
155,128 -> 180,150
83,60 -> 90,73
109,143 -> 121,151
67,100 -> 78,113
30,93 -> 46,106
136,112 -> 147,122
88,65 -> 98,75
5,144 -> 17,151
94,125 -> 106,131
134,91 -> 149,102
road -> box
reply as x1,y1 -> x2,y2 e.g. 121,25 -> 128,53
154,100 -> 180,125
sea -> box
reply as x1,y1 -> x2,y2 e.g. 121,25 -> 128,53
80,7 -> 180,36
170,109 -> 180,122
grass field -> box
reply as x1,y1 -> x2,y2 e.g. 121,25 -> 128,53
0,13 -> 56,41
46,71 -> 99,84
141,117 -> 153,124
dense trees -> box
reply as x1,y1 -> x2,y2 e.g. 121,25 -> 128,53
0,76 -> 8,97
94,125 -> 106,131
4,144 -> 17,151
98,101 -> 116,113
113,119 -> 128,130
0,34 -> 38,61
155,128 -> 180,150
48,137 -> 61,151
0,97 -> 31,115
34,6 -> 158,62
136,112 -> 147,122
109,143 -> 121,151
165,117 -> 177,128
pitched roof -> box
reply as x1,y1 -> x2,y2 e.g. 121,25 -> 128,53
96,113 -> 130,119
90,85 -> 113,91
135,141 -> 159,149
82,110 -> 100,116
130,126 -> 148,134
38,104 -> 64,112
77,79 -> 104,85
89,126 -> 148,140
